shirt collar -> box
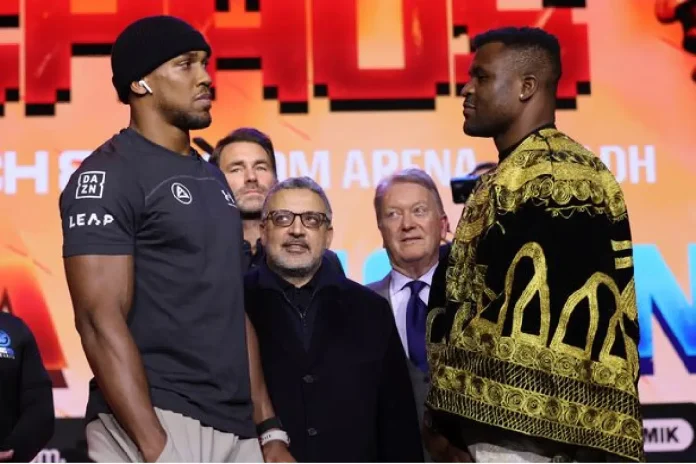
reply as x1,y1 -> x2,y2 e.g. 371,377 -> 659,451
498,122 -> 556,162
389,261 -> 439,293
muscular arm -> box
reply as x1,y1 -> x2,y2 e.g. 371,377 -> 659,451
246,314 -> 275,424
246,315 -> 295,462
65,255 -> 165,462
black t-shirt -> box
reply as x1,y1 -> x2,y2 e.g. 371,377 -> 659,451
0,313 -> 54,462
59,128 -> 254,437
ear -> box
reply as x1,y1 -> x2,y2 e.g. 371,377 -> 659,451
324,226 -> 334,250
259,222 -> 268,247
439,215 -> 449,241
519,74 -> 539,102
130,80 -> 148,97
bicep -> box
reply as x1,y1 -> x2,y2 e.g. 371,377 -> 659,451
64,255 -> 134,327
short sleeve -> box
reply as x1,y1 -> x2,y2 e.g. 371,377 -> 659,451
59,152 -> 142,257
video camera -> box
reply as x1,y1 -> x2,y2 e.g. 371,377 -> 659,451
450,162 -> 498,204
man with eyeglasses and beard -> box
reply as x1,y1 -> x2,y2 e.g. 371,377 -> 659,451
244,176 -> 424,463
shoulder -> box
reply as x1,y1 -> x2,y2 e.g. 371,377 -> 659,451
202,159 -> 229,189
60,133 -> 142,207
340,279 -> 392,314
366,274 -> 390,293
77,131 -> 136,172
243,267 -> 262,289
493,128 -> 626,220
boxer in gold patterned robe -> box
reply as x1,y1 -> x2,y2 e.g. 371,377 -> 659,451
423,27 -> 645,462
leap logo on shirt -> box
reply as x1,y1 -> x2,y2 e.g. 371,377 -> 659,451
68,212 -> 114,228
75,171 -> 106,199
0,330 -> 15,359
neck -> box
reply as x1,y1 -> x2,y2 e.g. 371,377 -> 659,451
242,216 -> 262,251
129,110 -> 191,156
392,254 -> 439,281
494,110 -> 555,154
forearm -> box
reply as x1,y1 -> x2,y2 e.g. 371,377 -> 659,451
79,318 -> 165,460
245,315 -> 276,424
2,391 -> 54,462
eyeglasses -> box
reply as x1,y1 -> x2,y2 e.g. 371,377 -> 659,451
264,210 -> 330,229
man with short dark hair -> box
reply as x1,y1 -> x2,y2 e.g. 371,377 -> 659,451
211,128 -> 344,274
424,27 -> 645,462
60,16 -> 291,463
245,177 -> 424,462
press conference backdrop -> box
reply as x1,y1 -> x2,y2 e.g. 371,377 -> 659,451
0,0 -> 695,461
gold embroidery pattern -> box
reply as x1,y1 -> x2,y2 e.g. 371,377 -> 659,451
428,128 -> 644,461
615,257 -> 633,270
612,240 -> 632,252
493,145 -> 628,222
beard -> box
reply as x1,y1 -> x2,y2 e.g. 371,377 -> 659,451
267,251 -> 322,280
170,108 -> 212,131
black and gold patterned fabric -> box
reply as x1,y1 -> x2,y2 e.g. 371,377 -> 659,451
426,127 -> 644,461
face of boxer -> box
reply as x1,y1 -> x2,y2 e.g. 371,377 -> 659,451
134,50 -> 213,131
461,42 -> 523,138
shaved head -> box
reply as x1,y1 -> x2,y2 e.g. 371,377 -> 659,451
471,27 -> 562,95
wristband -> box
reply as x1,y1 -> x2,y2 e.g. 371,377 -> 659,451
256,417 -> 284,435
259,429 -> 290,447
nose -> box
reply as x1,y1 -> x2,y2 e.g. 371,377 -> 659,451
401,212 -> 415,230
288,216 -> 305,236
460,80 -> 473,98
198,63 -> 212,88
244,167 -> 257,183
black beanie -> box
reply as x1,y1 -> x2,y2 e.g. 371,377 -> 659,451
111,15 -> 212,103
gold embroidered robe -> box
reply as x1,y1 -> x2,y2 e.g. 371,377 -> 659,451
426,128 -> 645,461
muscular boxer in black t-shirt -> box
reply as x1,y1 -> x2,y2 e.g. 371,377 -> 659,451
59,16 -> 292,463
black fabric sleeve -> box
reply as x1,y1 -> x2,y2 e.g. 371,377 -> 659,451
1,322 -> 55,462
59,153 -> 142,257
481,200 -> 638,366
375,299 -> 425,462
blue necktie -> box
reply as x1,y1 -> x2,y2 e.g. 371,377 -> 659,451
405,280 -> 428,372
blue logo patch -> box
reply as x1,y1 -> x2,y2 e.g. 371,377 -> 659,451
0,330 -> 10,347
0,330 -> 15,359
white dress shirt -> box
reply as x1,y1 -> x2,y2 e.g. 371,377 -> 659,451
388,263 -> 438,357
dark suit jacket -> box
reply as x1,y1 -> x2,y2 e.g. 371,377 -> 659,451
245,259 -> 424,463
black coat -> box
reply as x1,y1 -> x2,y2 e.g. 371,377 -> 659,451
245,260 -> 424,463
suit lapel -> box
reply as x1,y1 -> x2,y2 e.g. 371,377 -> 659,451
371,274 -> 392,305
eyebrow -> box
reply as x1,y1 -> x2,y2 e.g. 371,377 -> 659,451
227,159 -> 269,168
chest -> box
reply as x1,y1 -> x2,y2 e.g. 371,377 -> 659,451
249,290 -> 384,365
137,170 -> 240,250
